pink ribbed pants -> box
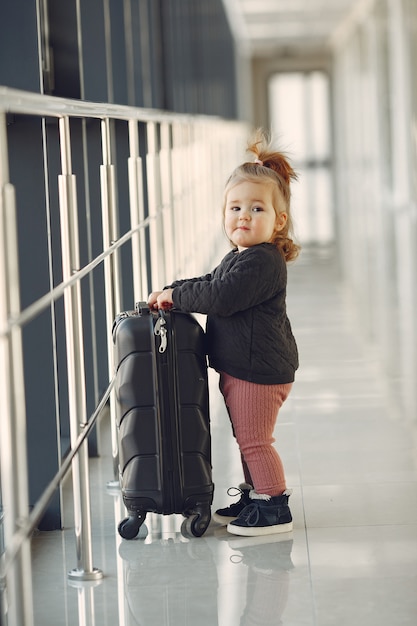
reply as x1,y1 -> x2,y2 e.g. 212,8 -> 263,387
219,372 -> 292,497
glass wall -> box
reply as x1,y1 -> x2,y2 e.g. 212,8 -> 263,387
0,0 -> 237,118
332,0 -> 417,419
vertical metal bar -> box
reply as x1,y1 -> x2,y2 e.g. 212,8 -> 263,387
101,118 -> 122,309
128,119 -> 147,299
58,116 -> 102,582
146,121 -> 166,288
159,122 -> 175,283
0,112 -> 34,626
170,122 -> 182,274
176,122 -> 190,277
187,123 -> 198,273
100,117 -> 121,481
80,118 -> 100,412
0,111 -> 10,183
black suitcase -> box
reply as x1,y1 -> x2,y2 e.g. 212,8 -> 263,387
113,302 -> 213,539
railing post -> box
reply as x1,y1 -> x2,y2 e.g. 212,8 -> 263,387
159,122 -> 175,283
0,112 -> 34,626
146,121 -> 166,288
100,117 -> 122,482
128,119 -> 147,299
57,116 -> 103,582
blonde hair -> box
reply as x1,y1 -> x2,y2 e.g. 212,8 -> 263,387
223,129 -> 300,262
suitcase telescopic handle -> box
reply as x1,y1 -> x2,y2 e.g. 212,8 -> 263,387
135,301 -> 168,353
135,301 -> 150,314
135,301 -> 170,318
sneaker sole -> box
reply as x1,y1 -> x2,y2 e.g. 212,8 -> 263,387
226,520 -> 293,537
212,512 -> 238,525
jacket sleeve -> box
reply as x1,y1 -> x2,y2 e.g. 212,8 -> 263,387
172,247 -> 285,316
164,271 -> 214,290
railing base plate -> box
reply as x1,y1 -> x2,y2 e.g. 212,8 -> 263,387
67,567 -> 103,583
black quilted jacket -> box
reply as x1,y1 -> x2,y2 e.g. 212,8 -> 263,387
167,243 -> 299,384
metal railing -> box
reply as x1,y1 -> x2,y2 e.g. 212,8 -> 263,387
0,86 -> 249,626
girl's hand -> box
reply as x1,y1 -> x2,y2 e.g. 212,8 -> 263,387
156,289 -> 174,310
148,291 -> 162,309
148,289 -> 174,310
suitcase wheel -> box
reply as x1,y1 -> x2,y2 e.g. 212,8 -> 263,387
181,506 -> 211,538
118,512 -> 146,540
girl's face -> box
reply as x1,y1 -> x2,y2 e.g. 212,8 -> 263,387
224,180 -> 287,252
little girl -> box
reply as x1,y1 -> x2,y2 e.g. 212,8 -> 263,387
148,129 -> 299,537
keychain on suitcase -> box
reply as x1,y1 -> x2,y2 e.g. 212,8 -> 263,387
113,302 -> 214,538
154,314 -> 167,353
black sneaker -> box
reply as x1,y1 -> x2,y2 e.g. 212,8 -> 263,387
227,490 -> 293,537
212,483 -> 253,525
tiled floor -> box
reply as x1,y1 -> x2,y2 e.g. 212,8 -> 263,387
30,246 -> 417,625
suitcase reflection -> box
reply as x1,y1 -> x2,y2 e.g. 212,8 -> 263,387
118,517 -> 218,625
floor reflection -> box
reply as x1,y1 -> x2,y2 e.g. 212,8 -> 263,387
215,531 -> 293,626
118,515 -> 218,626
68,579 -> 103,626
113,501 -> 295,626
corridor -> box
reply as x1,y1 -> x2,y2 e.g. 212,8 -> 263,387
30,245 -> 417,626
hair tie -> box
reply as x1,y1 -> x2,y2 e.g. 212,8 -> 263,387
254,158 -> 263,166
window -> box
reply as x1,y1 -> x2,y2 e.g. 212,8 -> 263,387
269,71 -> 333,245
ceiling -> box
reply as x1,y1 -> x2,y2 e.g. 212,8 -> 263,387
223,0 -> 364,57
